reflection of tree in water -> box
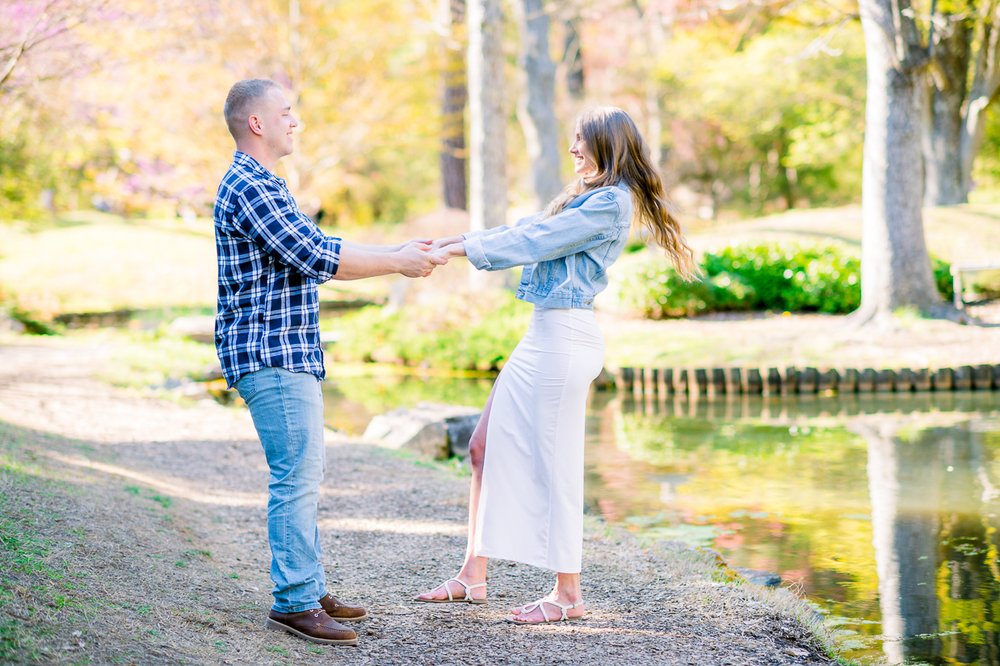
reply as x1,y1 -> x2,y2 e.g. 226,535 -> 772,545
857,420 -> 1000,665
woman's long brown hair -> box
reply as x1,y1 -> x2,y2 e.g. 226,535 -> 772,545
544,107 -> 697,280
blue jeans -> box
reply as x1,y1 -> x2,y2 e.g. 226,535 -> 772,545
235,367 -> 327,613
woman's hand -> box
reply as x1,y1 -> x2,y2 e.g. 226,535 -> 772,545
431,241 -> 466,262
401,239 -> 432,252
430,235 -> 464,251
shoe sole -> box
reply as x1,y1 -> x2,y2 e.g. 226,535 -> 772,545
330,612 -> 368,622
507,615 -> 585,625
412,596 -> 487,605
265,618 -> 359,646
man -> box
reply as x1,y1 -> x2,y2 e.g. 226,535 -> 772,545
214,78 -> 443,647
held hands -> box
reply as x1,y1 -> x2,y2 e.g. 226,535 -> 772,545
394,237 -> 467,278
397,240 -> 445,278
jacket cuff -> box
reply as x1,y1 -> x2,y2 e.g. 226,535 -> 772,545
462,234 -> 492,270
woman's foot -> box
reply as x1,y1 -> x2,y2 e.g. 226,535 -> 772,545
414,577 -> 487,604
509,591 -> 556,615
509,595 -> 585,624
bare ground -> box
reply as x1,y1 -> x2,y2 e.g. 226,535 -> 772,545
0,338 -> 835,665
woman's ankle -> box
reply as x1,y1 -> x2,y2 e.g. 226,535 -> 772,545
458,560 -> 488,583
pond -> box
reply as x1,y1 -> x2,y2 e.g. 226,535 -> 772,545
321,369 -> 1000,665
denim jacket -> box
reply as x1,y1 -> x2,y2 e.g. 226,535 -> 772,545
462,183 -> 633,309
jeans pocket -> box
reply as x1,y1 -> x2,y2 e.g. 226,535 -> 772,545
235,371 -> 257,403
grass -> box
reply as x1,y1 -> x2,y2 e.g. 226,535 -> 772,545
0,212 -> 395,322
0,420 -> 247,665
0,461 -> 89,664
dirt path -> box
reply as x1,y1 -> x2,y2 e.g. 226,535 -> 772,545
0,338 -> 834,665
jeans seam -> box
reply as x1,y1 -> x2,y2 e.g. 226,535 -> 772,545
275,369 -> 293,610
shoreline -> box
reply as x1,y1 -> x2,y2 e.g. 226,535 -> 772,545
0,338 -> 842,664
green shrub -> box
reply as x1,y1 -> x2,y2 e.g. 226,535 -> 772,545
615,261 -> 753,319
703,244 -> 861,313
330,290 -> 530,371
614,243 -> 954,318
932,258 -> 955,302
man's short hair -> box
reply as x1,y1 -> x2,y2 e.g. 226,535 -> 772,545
224,79 -> 280,140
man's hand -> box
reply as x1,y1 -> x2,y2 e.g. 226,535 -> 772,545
396,243 -> 447,278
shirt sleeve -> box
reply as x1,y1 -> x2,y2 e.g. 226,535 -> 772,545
463,190 -> 625,271
235,182 -> 341,282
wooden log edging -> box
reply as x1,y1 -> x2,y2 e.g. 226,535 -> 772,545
614,364 -> 1000,398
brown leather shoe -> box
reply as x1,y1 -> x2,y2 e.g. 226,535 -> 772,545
319,593 -> 368,622
265,608 -> 358,646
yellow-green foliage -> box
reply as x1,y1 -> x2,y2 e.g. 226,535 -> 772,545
330,289 -> 530,371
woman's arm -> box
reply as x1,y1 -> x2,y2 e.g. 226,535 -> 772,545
463,188 -> 627,271
341,239 -> 431,254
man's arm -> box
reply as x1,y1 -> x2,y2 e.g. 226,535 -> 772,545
236,184 -> 442,280
334,241 -> 445,280
235,183 -> 342,281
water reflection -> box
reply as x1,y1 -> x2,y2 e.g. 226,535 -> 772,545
854,420 -> 1000,664
596,395 -> 1000,665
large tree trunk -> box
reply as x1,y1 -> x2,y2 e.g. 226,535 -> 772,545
639,2 -> 668,169
960,1 -> 1000,198
922,2 -> 1000,205
467,0 -> 507,287
923,18 -> 971,206
629,0 -> 674,172
441,0 -> 468,210
518,0 -> 563,208
562,16 -> 584,100
856,0 -> 944,324
284,0 -> 302,195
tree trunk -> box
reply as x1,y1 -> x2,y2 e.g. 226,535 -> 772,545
467,0 -> 507,287
563,17 -> 584,100
284,0 -> 302,195
960,1 -> 1000,199
642,3 -> 667,169
441,0 -> 468,210
923,19 -> 970,206
630,0 -> 672,171
856,0 -> 944,323
518,0 -> 563,208
775,128 -> 795,210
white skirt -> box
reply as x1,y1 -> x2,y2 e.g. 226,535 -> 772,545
473,306 -> 605,573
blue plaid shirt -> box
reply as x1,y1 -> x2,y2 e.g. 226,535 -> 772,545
213,151 -> 341,388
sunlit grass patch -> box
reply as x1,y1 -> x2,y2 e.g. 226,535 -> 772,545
0,216 -> 217,319
90,329 -> 219,391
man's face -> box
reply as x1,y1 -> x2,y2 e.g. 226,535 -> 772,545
254,87 -> 298,158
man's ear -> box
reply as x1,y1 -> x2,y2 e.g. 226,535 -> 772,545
247,114 -> 263,137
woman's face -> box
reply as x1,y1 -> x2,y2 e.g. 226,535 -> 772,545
569,125 -> 598,178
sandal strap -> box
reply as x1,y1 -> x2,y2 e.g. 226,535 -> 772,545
445,577 -> 486,601
521,598 -> 581,622
520,599 -> 583,622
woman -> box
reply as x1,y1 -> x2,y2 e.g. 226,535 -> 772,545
415,107 -> 696,624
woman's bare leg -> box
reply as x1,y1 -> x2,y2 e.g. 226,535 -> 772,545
415,385 -> 496,601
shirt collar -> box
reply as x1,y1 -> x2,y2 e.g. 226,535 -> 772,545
233,151 -> 284,185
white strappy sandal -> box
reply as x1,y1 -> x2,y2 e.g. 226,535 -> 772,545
508,598 -> 585,624
413,578 -> 487,605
